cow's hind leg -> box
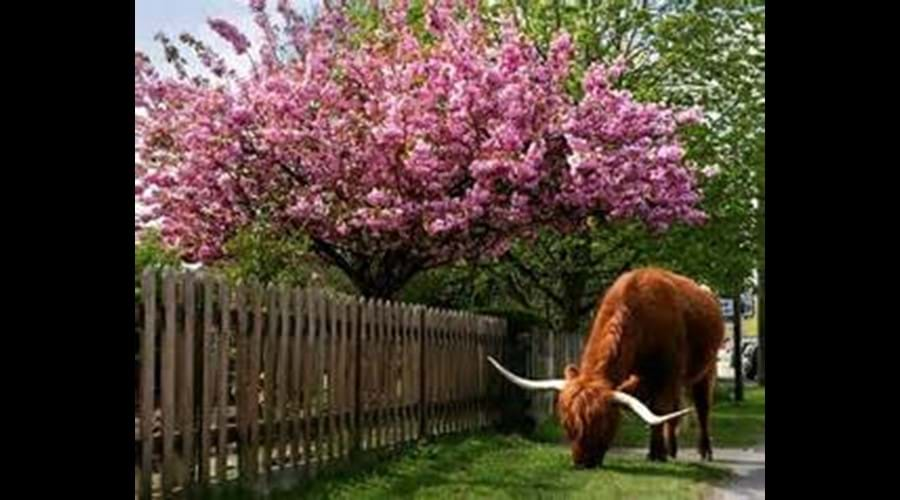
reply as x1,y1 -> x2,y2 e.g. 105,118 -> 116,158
692,372 -> 715,461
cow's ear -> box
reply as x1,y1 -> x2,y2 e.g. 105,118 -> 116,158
564,364 -> 579,380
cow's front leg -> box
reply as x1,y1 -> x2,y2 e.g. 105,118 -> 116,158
618,376 -> 669,461
649,382 -> 683,462
648,425 -> 668,461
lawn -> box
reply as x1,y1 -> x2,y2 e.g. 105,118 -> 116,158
217,385 -> 760,499
253,433 -> 729,499
534,383 -> 765,449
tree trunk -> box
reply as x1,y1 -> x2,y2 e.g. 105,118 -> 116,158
757,169 -> 765,387
350,275 -> 410,300
731,294 -> 744,402
757,266 -> 765,387
311,241 -> 421,299
560,274 -> 588,336
561,312 -> 582,338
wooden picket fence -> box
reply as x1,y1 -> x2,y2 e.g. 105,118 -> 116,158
524,330 -> 583,421
135,268 -> 506,499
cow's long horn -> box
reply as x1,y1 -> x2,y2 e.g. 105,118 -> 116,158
486,356 -> 566,391
611,391 -> 693,426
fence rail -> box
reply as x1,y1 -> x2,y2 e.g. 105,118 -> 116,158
134,268 -> 506,499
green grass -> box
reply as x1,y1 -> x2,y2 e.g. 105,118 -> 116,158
211,386 -> 759,499
534,384 -> 765,449
247,433 -> 729,499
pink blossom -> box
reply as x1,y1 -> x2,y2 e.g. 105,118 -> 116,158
657,145 -> 684,162
136,0 -> 705,264
366,189 -> 390,207
548,32 -> 574,83
676,106 -> 704,125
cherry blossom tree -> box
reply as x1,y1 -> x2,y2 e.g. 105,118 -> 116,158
135,0 -> 705,298
456,1 -> 763,333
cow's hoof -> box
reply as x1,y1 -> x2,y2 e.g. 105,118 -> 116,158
647,452 -> 668,462
698,449 -> 713,461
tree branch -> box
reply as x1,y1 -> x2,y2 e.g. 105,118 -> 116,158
587,234 -> 630,269
622,0 -> 650,60
504,252 -> 566,307
277,162 -> 308,186
578,243 -> 643,317
238,134 -> 308,188
485,264 -> 534,310
554,0 -> 561,32
222,164 -> 256,217
310,238 -> 357,281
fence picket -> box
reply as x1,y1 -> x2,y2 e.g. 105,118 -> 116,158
215,279 -> 231,483
277,286 -> 291,467
139,268 -> 156,499
262,285 -> 277,475
248,282 -> 263,480
291,287 -> 303,469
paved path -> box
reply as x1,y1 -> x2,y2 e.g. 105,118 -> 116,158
609,440 -> 765,499
702,442 -> 764,500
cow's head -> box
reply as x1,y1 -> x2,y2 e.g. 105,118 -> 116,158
487,356 -> 691,468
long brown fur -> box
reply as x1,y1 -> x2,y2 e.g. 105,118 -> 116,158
557,267 -> 724,467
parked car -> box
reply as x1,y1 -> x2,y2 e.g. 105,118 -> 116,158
741,340 -> 759,381
716,338 -> 759,381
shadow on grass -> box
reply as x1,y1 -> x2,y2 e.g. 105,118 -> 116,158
533,385 -> 765,450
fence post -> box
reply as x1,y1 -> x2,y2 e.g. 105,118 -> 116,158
547,330 -> 555,417
418,307 -> 428,440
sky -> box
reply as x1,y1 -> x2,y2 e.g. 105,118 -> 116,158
135,0 -> 318,76
135,1 -> 318,218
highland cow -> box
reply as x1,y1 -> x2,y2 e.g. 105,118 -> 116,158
488,267 -> 724,467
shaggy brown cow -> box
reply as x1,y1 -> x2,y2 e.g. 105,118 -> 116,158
488,267 -> 724,468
